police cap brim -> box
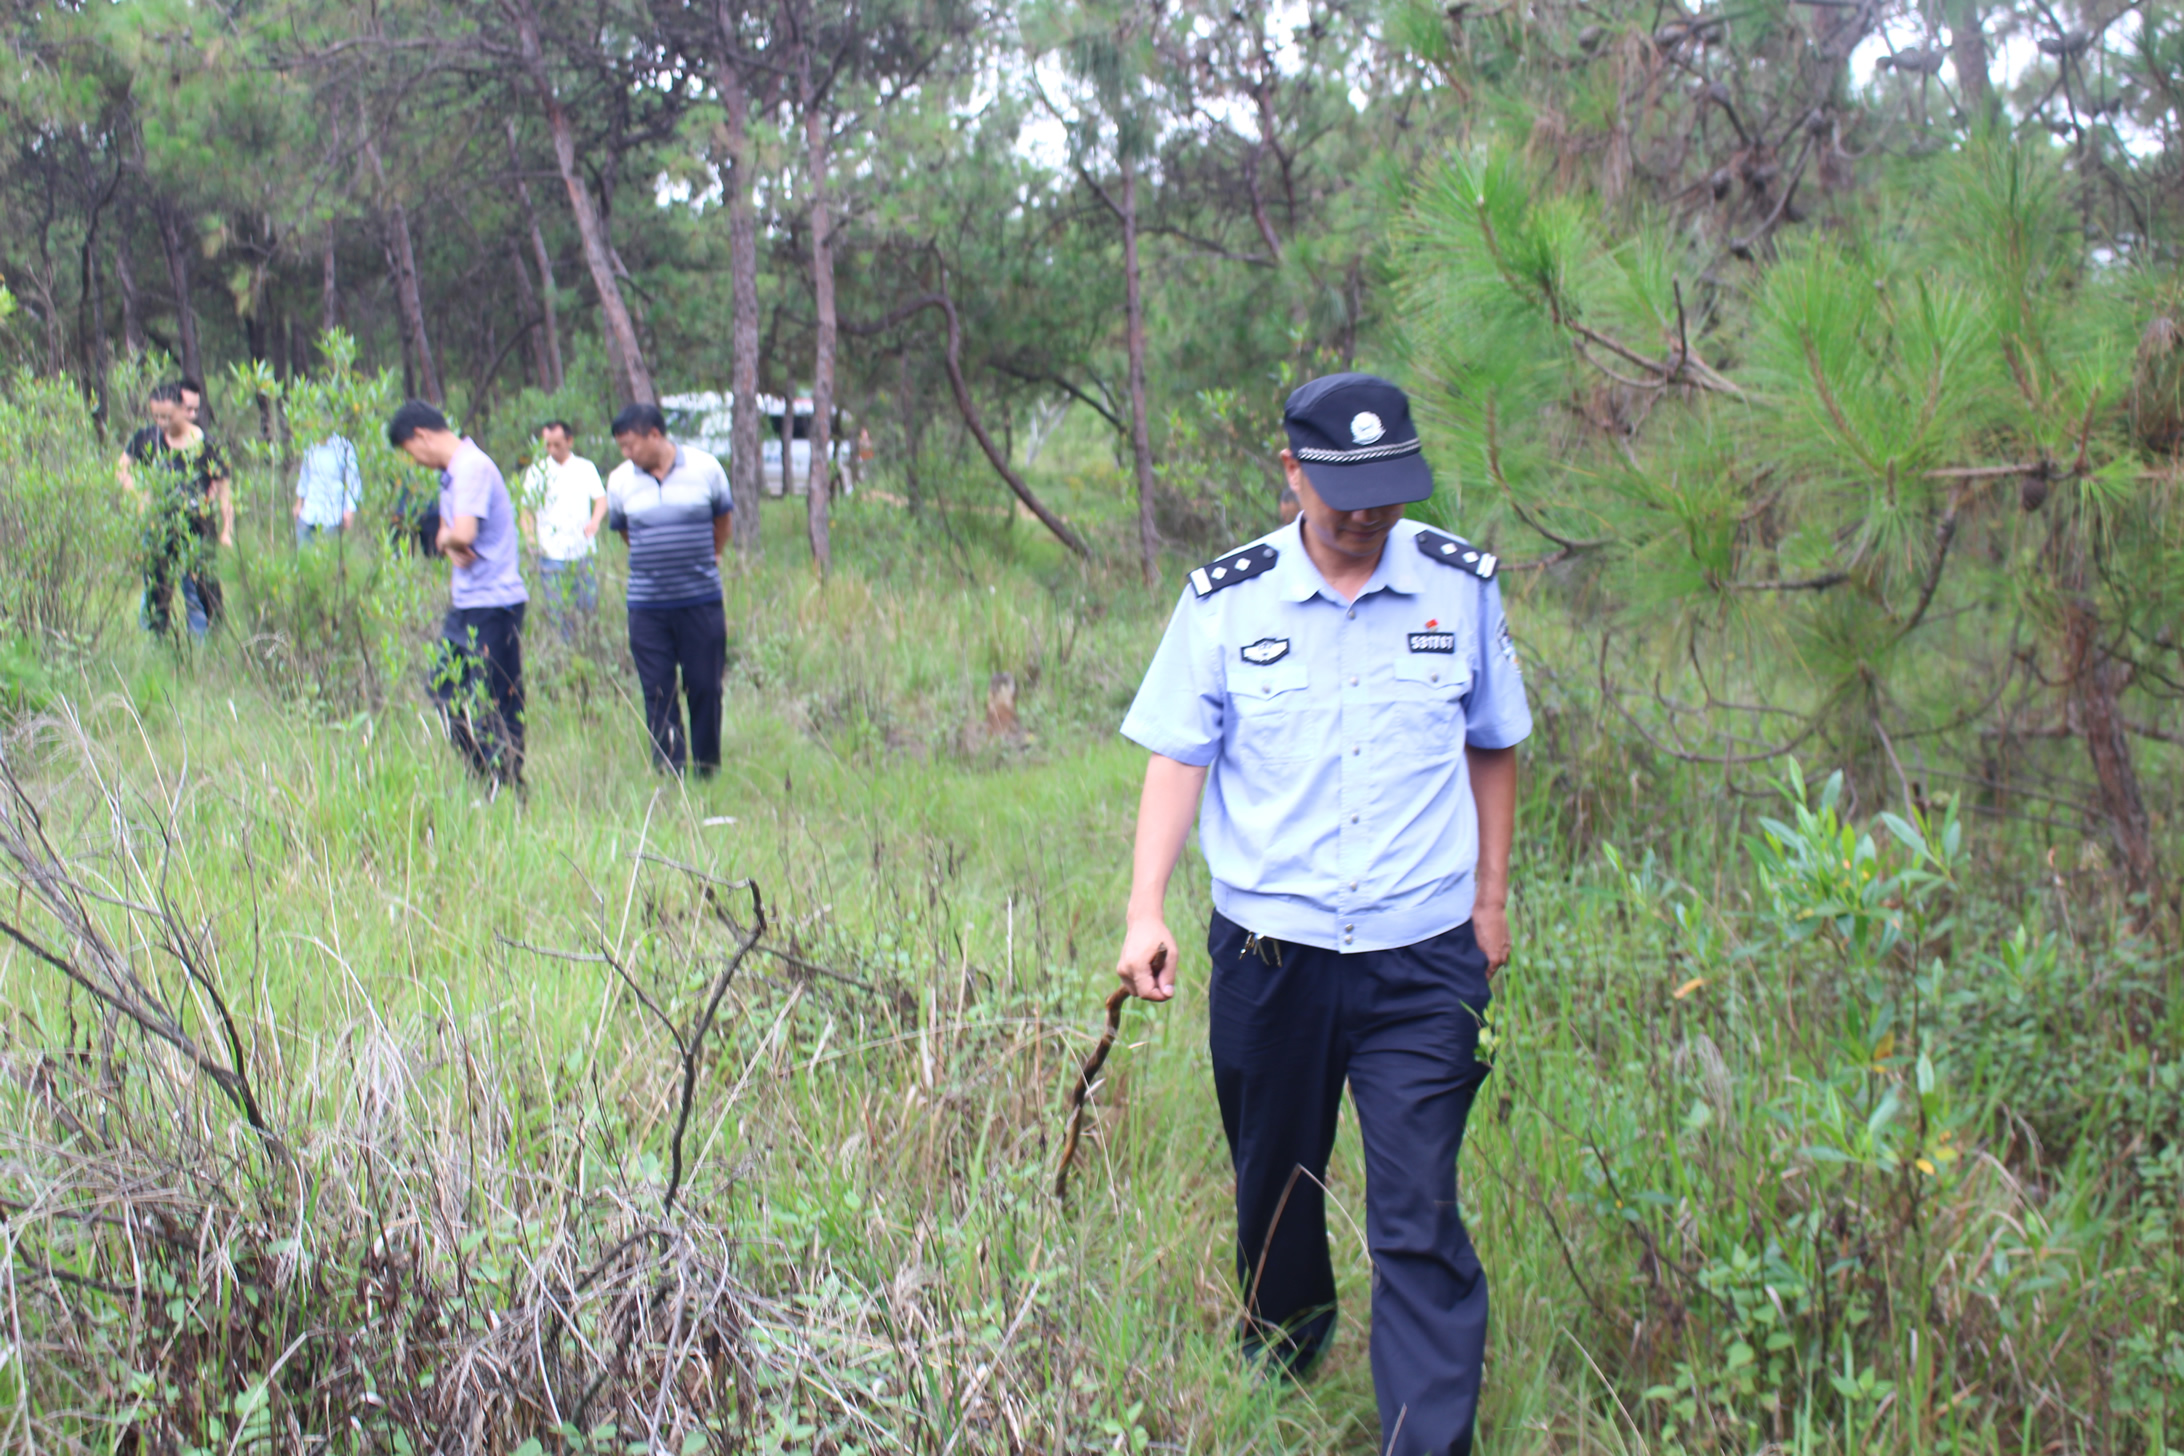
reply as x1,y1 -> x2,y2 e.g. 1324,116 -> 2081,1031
1294,449 -> 1434,512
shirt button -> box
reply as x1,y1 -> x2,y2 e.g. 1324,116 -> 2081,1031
1347,608 -> 1356,620
1344,935 -> 1354,945
1349,675 -> 1359,687
1430,672 -> 1440,683
1350,813 -> 1359,824
1352,745 -> 1360,756
1350,880 -> 1359,891
1344,923 -> 1354,932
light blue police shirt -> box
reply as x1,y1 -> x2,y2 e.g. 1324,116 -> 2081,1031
294,435 -> 361,527
1120,517 -> 1532,953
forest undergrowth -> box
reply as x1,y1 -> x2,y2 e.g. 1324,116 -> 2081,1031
0,470 -> 2178,1455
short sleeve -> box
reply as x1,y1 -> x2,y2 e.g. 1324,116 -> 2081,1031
1463,577 -> 1533,749
447,456 -> 492,520
584,461 -> 607,501
605,467 -> 630,532
709,458 -> 733,516
1119,589 -> 1225,766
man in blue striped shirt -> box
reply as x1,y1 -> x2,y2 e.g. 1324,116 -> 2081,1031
606,403 -> 734,775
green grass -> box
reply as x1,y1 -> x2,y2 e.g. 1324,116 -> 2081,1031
0,487 -> 2177,1454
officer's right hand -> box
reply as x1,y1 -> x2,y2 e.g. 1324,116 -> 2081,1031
1117,920 -> 1178,1002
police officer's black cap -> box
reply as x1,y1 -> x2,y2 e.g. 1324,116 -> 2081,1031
1281,373 -> 1433,511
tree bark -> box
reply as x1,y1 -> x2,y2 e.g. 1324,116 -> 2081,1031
505,0 -> 653,405
78,176 -> 114,431
899,349 -> 926,511
800,46 -> 836,576
320,219 -> 339,340
115,223 -> 144,358
1120,154 -> 1160,588
1948,0 -> 1994,129
361,123 -> 442,404
154,197 -> 203,384
507,240 -> 547,390
1244,9 -> 1286,265
505,117 -> 565,394
713,21 -> 764,555
2064,598 -> 2158,924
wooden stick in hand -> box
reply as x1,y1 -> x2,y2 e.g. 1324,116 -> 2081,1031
1053,945 -> 1164,1200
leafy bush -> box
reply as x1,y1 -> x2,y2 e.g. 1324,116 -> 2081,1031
1520,765 -> 2183,1450
215,336 -> 443,715
0,363 -> 147,648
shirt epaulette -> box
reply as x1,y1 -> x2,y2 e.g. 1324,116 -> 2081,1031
1415,529 -> 1498,580
1189,543 -> 1279,598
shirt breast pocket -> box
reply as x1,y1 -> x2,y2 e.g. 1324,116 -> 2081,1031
1389,651 -> 1471,760
1228,658 -> 1321,766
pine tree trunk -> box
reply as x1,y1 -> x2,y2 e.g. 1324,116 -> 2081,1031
116,223 -> 144,358
2064,597 -> 2158,923
508,240 -> 547,390
899,350 -> 925,511
154,198 -> 203,384
719,51 -> 764,555
1120,154 -> 1160,588
508,0 -> 653,405
320,220 -> 339,339
79,200 -> 111,430
801,50 -> 835,577
362,125 -> 442,404
505,118 -> 564,394
1948,0 -> 1994,127
384,197 -> 440,403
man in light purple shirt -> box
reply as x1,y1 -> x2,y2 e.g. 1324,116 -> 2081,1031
387,400 -> 529,791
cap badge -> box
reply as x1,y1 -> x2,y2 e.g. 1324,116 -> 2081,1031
1350,412 -> 1385,445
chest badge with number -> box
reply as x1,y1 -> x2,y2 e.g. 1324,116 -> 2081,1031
1407,630 -> 1456,654
1240,637 -> 1290,666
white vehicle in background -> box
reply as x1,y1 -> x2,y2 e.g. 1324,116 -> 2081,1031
658,391 -> 853,496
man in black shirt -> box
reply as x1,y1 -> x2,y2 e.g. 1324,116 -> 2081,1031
119,382 -> 233,639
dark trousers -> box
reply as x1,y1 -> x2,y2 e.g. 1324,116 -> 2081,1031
143,547 -> 222,640
628,602 -> 726,774
433,604 -> 526,786
1208,909 -> 1494,1456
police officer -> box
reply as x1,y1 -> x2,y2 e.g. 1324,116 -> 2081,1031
1115,373 -> 1529,1455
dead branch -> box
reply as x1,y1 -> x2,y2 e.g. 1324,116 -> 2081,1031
845,279 -> 1091,558
1598,634 -> 1822,764
0,749 -> 280,1152
1055,946 -> 1163,1201
1892,486 -> 1966,642
1729,572 -> 1850,592
664,881 -> 765,1219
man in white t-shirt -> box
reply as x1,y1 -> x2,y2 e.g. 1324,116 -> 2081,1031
519,419 -> 609,639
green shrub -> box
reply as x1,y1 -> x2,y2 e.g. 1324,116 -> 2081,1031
0,364 -> 145,646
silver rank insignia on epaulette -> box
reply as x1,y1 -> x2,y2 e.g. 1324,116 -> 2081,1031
1189,543 -> 1278,598
1414,528 -> 1497,580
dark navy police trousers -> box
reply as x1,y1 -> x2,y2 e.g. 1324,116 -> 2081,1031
1208,909 -> 1493,1456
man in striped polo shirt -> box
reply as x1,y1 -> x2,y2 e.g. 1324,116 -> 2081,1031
606,403 -> 735,776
